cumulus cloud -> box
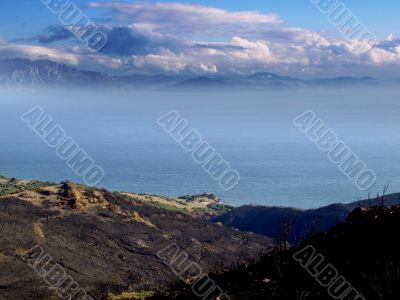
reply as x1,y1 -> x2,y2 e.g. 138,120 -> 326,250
99,27 -> 150,55
97,25 -> 190,56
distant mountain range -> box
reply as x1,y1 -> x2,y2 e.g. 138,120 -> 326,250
1,58 -> 398,90
0,58 -> 110,87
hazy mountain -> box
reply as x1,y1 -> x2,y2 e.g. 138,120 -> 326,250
0,58 -> 395,90
0,58 -> 110,87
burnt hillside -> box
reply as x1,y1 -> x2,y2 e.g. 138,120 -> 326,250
154,205 -> 400,300
213,193 -> 400,243
0,180 -> 271,300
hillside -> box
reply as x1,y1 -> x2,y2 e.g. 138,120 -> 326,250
152,205 -> 400,299
213,193 -> 400,243
2,175 -> 399,299
0,177 -> 271,299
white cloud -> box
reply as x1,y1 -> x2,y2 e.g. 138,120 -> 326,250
0,43 -> 79,65
88,1 -> 282,36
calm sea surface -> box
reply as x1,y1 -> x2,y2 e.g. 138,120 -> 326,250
1,88 -> 400,208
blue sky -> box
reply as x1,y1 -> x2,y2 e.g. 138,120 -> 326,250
1,1 -> 400,77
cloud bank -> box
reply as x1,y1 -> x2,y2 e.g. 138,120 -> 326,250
2,2 -> 400,77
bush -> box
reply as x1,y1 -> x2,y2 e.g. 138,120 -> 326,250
0,180 -> 53,196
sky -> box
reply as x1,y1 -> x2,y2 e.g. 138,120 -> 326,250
0,0 -> 400,77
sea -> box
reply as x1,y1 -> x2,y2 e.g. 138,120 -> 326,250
1,87 -> 400,209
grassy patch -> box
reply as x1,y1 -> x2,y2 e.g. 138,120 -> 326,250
144,200 -> 188,214
0,180 -> 53,196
